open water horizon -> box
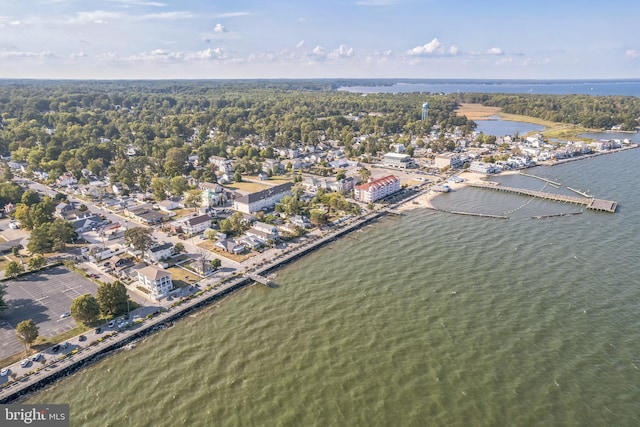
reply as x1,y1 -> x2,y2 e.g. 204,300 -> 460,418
26,148 -> 640,426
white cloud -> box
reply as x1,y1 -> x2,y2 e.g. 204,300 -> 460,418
449,45 -> 459,55
296,40 -> 305,49
214,23 -> 227,33
10,20 -> 21,26
625,49 -> 639,59
108,0 -> 168,6
212,12 -> 250,18
70,52 -> 89,59
487,47 -> 504,55
73,11 -> 122,25
0,49 -> 56,59
407,38 -> 445,56
97,47 -> 228,63
138,11 -> 194,20
312,46 -> 325,56
328,45 -> 354,59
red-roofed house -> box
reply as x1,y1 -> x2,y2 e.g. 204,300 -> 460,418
353,175 -> 400,203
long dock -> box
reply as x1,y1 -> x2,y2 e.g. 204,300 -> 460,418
469,182 -> 617,213
518,171 -> 561,186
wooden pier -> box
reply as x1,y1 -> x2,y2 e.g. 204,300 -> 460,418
469,182 -> 617,213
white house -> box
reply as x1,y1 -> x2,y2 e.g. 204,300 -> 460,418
137,265 -> 174,299
146,242 -> 174,263
181,214 -> 211,235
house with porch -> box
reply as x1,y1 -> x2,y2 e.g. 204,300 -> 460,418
137,264 -> 174,299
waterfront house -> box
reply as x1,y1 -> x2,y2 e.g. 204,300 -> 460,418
137,264 -> 174,299
215,239 -> 245,254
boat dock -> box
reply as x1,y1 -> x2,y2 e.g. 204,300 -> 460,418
469,182 -> 617,213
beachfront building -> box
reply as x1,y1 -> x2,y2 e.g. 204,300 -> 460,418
233,182 -> 293,214
137,264 -> 174,299
382,153 -> 416,169
469,161 -> 500,175
434,154 -> 464,170
353,175 -> 400,203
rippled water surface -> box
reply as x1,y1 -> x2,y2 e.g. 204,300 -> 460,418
29,149 -> 640,426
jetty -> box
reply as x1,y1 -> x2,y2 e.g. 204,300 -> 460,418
469,182 -> 617,213
518,171 -> 561,186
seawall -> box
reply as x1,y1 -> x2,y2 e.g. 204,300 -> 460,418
0,210 -> 386,403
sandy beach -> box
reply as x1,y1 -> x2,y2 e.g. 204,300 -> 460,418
398,170 -> 521,211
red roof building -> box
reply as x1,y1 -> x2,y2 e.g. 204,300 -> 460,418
353,175 -> 400,203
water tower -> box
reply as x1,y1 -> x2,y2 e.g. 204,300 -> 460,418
421,102 -> 429,120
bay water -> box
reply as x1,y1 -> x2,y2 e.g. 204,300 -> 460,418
26,148 -> 640,426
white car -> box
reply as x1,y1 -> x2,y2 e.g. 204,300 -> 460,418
32,353 -> 43,362
20,359 -> 30,368
60,312 -> 70,319
0,368 -> 9,376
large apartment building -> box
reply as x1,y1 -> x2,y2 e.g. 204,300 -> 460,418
353,175 -> 400,203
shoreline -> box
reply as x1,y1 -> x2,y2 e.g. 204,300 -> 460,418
397,144 -> 638,211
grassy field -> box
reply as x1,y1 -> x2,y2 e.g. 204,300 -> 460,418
166,266 -> 200,288
456,103 -> 596,141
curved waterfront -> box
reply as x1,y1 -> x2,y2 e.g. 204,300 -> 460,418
27,149 -> 640,426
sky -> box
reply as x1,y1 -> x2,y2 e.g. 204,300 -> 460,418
1,0 -> 639,80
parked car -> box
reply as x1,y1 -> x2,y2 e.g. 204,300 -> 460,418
78,335 -> 87,342
61,342 -> 68,349
32,353 -> 43,362
51,344 -> 60,353
20,359 -> 30,368
60,312 -> 70,319
0,368 -> 9,376
95,327 -> 102,334
108,321 -> 115,327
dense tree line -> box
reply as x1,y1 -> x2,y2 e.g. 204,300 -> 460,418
457,93 -> 640,130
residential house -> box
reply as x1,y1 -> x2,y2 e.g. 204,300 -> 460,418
250,221 -> 279,240
215,239 -> 245,254
181,214 -> 211,235
353,175 -> 400,203
209,155 -> 235,173
157,199 -> 181,212
56,172 -> 77,187
233,182 -> 293,214
146,242 -> 174,263
137,264 -> 174,299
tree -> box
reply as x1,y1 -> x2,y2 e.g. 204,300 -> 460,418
27,255 -> 46,270
184,189 -> 203,212
5,261 -> 24,278
210,258 -> 222,270
20,190 -> 41,206
97,281 -> 129,316
27,225 -> 52,254
358,167 -> 371,182
309,210 -> 328,227
16,319 -> 39,349
70,294 -> 101,325
0,285 -> 7,312
174,242 -> 185,253
124,227 -> 154,254
169,176 -> 189,196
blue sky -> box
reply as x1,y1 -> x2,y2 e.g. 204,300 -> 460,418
1,0 -> 639,79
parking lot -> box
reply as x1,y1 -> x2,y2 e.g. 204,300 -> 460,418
0,266 -> 99,360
